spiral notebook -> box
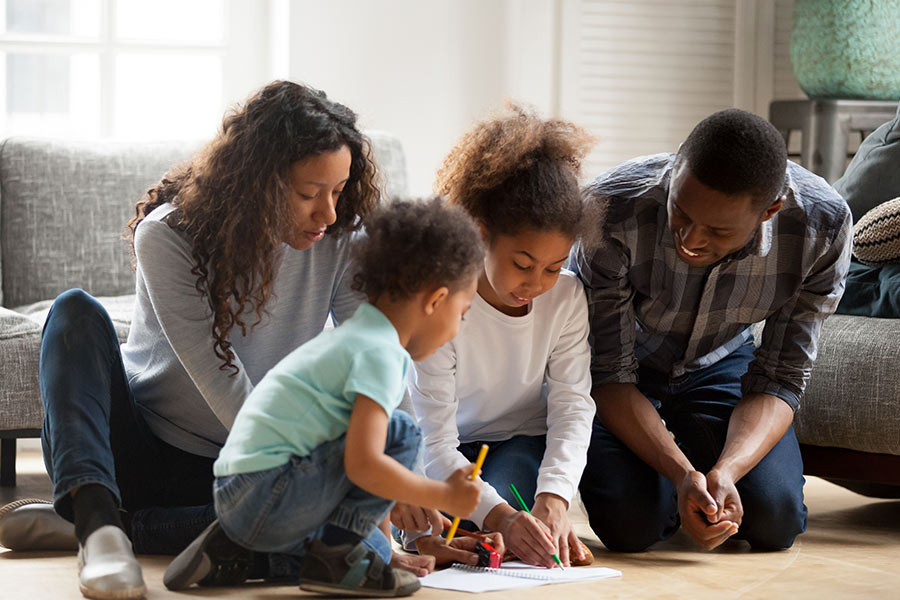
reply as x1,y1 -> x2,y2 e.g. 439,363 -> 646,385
420,561 -> 622,593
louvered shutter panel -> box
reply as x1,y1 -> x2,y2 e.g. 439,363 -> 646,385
773,0 -> 806,101
560,0 -> 739,177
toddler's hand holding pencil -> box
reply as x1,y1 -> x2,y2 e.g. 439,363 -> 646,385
442,464 -> 482,518
444,443 -> 489,541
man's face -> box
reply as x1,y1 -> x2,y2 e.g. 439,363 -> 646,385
666,160 -> 781,267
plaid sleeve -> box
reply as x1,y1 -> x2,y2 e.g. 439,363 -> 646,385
742,211 -> 853,410
570,235 -> 639,388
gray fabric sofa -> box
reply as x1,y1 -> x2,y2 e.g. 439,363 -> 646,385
791,315 -> 900,493
0,133 -> 408,486
793,104 -> 900,495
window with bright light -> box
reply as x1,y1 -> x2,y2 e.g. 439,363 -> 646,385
0,0 -> 263,140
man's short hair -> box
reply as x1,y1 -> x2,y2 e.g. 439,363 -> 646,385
675,108 -> 788,207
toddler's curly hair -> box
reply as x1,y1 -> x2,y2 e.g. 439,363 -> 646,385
435,102 -> 595,239
352,198 -> 484,302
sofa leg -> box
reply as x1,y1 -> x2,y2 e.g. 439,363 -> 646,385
0,438 -> 16,487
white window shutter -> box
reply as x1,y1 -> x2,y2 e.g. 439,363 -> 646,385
559,0 -> 739,177
774,0 -> 806,101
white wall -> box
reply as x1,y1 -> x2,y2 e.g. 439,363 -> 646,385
279,0 -> 802,194
283,0 -> 555,196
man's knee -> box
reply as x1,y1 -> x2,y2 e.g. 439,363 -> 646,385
739,487 -> 807,550
579,476 -> 677,553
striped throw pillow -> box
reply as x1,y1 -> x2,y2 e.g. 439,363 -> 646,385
853,197 -> 900,265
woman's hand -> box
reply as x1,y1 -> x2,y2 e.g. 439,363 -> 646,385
531,493 -> 583,566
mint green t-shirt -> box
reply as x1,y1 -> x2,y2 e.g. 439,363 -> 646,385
213,303 -> 412,477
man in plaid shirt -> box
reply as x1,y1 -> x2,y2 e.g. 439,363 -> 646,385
571,109 -> 852,552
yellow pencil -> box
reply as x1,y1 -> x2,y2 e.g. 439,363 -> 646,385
445,443 -> 489,543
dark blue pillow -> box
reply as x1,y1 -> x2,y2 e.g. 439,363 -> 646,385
834,103 -> 900,223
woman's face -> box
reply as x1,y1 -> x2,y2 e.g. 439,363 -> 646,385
283,145 -> 352,250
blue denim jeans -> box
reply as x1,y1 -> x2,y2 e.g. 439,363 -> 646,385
458,435 -> 546,514
40,289 -> 219,554
214,410 -> 421,564
579,341 -> 807,552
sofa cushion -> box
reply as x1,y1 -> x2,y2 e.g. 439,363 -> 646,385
794,314 -> 900,455
833,103 -> 900,223
853,197 -> 900,265
0,137 -> 196,308
0,307 -> 43,430
836,261 -> 900,318
0,295 -> 135,432
14,294 -> 135,343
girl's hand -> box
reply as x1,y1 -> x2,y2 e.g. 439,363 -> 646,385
442,465 -> 481,517
497,509 -> 558,568
531,493 -> 582,567
390,503 -> 451,534
414,531 -> 505,567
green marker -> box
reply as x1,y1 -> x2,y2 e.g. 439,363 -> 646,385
508,483 -> 564,569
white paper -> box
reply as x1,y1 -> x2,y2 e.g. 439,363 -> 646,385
419,561 -> 622,593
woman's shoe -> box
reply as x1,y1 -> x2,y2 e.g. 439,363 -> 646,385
78,525 -> 146,600
0,498 -> 77,551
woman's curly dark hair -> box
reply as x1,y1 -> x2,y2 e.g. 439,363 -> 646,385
352,197 -> 484,302
127,80 -> 380,374
435,102 -> 595,239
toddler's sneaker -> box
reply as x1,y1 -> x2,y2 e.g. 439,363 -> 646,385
299,538 -> 420,597
163,519 -> 254,590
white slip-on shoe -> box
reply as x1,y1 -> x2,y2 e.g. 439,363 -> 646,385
0,498 -> 78,552
78,525 -> 146,600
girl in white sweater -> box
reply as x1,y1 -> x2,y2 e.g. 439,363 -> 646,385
407,104 -> 599,568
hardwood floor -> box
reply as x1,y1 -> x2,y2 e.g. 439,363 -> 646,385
2,445 -> 899,599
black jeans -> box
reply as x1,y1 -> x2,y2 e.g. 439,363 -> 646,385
40,289 -> 216,554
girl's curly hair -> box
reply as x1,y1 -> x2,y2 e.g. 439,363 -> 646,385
127,80 -> 380,374
352,197 -> 484,302
435,102 -> 595,239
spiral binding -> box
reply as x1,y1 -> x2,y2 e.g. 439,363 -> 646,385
449,563 -> 554,581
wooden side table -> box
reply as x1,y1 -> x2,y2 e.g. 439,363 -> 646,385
769,99 -> 899,183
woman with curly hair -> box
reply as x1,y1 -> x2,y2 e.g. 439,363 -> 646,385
26,80 -> 381,599
405,104 -> 600,568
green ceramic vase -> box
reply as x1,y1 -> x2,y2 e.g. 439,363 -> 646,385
790,0 -> 900,100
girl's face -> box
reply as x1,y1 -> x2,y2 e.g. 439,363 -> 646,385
283,145 -> 352,250
478,228 -> 574,317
